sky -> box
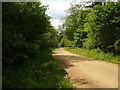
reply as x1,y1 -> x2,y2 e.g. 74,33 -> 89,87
40,0 -> 93,29
40,0 -> 118,29
40,0 -> 71,29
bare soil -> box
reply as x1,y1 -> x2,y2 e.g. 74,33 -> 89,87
52,48 -> 118,88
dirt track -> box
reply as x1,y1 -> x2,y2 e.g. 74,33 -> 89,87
52,48 -> 118,88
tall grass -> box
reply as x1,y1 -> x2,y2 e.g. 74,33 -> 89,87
64,47 -> 120,64
3,49 -> 75,88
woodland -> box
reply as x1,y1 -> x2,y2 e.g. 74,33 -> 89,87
2,1 -> 120,88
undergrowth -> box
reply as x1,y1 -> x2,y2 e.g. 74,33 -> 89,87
3,49 -> 75,88
64,47 -> 120,64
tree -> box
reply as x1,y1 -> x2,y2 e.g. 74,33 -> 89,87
84,2 -> 120,52
74,9 -> 88,47
59,4 -> 82,47
2,2 -> 57,65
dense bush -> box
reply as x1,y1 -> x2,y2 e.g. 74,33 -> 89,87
84,2 -> 120,52
2,2 -> 75,88
60,2 -> 120,55
74,10 -> 88,47
3,50 -> 74,88
2,2 -> 58,65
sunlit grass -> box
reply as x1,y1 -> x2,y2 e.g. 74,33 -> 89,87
64,47 -> 120,64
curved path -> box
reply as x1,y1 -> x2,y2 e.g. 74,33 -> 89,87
52,48 -> 118,88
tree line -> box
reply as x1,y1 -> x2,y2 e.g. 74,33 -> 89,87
2,2 -> 76,88
3,2 -> 58,65
59,2 -> 120,55
2,1 -> 120,88
2,2 -> 120,67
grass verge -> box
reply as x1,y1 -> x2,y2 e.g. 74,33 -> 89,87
3,49 -> 75,88
64,47 -> 120,64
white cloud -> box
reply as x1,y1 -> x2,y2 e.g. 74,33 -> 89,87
40,0 -> 70,29
50,19 -> 63,29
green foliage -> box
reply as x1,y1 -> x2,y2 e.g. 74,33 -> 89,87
2,2 -> 58,64
74,10 -> 88,47
2,2 -> 72,88
61,2 -> 120,55
42,25 -> 59,48
114,39 -> 120,47
59,35 -> 75,47
65,47 -> 120,64
63,4 -> 82,40
84,2 -> 120,51
59,4 -> 82,47
3,50 -> 74,88
114,39 -> 120,53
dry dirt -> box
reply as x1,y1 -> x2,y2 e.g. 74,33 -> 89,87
52,48 -> 118,88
